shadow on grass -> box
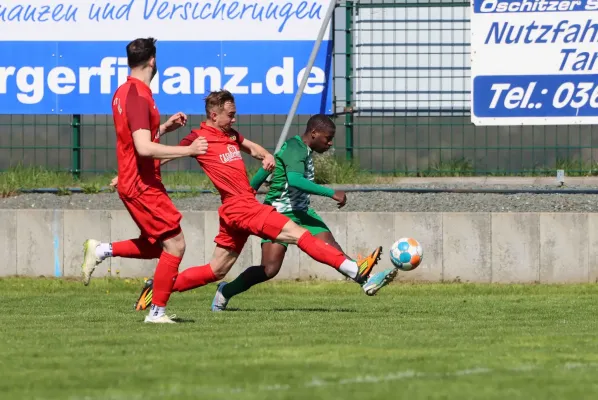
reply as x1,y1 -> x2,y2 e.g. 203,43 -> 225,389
170,317 -> 197,323
223,307 -> 357,313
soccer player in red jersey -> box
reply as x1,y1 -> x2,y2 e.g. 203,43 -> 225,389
80,37 -> 209,324
131,90 -> 385,314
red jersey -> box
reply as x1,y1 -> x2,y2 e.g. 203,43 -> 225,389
111,76 -> 162,198
180,122 -> 255,202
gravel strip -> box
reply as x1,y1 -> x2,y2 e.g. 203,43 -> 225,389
3,183 -> 598,212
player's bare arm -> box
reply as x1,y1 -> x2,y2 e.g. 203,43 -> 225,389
159,112 -> 188,136
158,133 -> 210,167
239,137 -> 270,159
109,130 -> 206,188
132,129 -> 208,159
239,138 -> 275,171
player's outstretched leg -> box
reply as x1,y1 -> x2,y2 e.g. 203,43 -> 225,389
313,231 -> 396,296
297,230 -> 388,295
264,211 -> 385,289
211,242 -> 285,311
216,209 -> 343,307
293,228 -> 382,285
212,229 -> 362,312
81,237 -> 163,286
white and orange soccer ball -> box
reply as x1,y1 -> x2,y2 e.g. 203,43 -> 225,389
390,238 -> 423,271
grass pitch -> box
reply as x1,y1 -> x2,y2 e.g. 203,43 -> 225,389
2,277 -> 598,400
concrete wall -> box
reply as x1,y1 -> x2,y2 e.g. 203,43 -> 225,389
1,209 -> 597,284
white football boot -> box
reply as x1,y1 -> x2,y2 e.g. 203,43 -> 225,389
81,239 -> 105,286
144,314 -> 177,324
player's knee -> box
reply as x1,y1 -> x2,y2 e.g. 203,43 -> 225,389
276,221 -> 308,245
288,225 -> 308,245
212,267 -> 228,281
209,246 -> 238,280
263,261 -> 282,279
162,231 -> 186,257
211,261 -> 233,280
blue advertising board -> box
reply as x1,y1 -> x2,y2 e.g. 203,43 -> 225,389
0,0 -> 333,115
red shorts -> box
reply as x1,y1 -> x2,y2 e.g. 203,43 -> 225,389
215,196 -> 289,254
120,188 -> 182,244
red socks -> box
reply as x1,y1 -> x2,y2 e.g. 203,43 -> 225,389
151,252 -> 182,307
112,238 -> 218,303
172,264 -> 218,292
111,240 -> 219,304
297,231 -> 347,269
112,238 -> 162,259
115,234 -> 345,304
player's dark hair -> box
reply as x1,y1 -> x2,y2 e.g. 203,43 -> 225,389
305,114 -> 335,135
205,90 -> 235,115
126,37 -> 157,69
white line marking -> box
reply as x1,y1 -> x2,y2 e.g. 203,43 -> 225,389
67,362 -> 598,400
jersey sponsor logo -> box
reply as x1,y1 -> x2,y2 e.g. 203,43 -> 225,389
219,144 -> 243,163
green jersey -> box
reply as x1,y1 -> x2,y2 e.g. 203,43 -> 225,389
264,135 -> 316,212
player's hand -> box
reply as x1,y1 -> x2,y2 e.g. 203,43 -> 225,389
262,154 -> 275,172
162,112 -> 188,134
188,136 -> 208,156
110,176 -> 118,188
332,190 -> 347,209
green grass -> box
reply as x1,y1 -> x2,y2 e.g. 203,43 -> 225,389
0,166 -> 217,197
0,165 -> 116,197
4,154 -> 598,198
313,152 -> 380,184
0,161 -> 389,198
390,157 -> 598,178
2,277 -> 598,400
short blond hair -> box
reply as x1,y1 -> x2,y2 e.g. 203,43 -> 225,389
205,90 -> 235,116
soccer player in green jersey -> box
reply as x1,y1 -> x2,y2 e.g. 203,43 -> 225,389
209,114 -> 398,311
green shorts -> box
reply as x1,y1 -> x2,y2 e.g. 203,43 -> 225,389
261,208 -> 330,248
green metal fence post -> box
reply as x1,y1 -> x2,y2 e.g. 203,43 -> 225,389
345,0 -> 354,161
72,114 -> 81,179
331,1 -> 337,116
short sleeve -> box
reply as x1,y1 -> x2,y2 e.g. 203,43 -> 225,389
280,141 -> 307,175
179,131 -> 198,147
235,131 -> 245,144
125,86 -> 151,133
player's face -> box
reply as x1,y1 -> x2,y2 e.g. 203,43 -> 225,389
213,101 -> 237,132
312,130 -> 335,153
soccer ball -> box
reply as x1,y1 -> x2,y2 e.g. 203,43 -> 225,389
390,238 -> 423,271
